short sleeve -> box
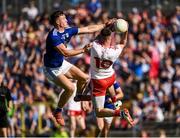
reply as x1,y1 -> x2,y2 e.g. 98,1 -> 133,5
51,36 -> 63,47
69,27 -> 78,36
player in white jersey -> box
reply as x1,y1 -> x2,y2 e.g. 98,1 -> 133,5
67,82 -> 86,137
89,27 -> 134,128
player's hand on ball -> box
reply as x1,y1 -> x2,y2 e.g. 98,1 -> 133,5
105,18 -> 117,31
105,18 -> 117,26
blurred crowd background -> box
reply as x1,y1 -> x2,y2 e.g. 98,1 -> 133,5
0,0 -> 179,137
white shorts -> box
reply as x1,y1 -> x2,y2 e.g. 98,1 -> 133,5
43,60 -> 73,82
92,96 -> 105,109
104,117 -> 113,125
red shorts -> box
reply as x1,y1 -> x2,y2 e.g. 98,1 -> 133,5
68,110 -> 83,116
91,74 -> 115,97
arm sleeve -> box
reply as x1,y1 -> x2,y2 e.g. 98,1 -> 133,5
51,36 -> 63,47
69,27 -> 78,36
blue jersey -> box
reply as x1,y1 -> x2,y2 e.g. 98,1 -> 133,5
104,95 -> 115,109
44,27 -> 78,68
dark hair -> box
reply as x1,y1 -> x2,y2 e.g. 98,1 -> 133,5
49,11 -> 64,27
97,28 -> 111,41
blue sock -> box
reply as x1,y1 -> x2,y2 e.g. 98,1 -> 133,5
55,107 -> 62,112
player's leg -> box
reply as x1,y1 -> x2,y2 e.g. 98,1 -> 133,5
44,61 -> 76,125
96,117 -> 104,137
76,114 -> 86,136
1,128 -> 7,137
53,74 -> 75,108
93,87 -> 134,126
94,102 -> 134,126
100,118 -> 113,138
93,94 -> 119,117
76,115 -> 86,130
65,65 -> 91,101
45,72 -> 75,125
70,116 -> 76,138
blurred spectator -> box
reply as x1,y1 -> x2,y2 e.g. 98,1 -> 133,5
87,0 -> 102,21
146,102 -> 164,122
22,2 -> 39,20
25,108 -> 38,136
140,130 -> 149,138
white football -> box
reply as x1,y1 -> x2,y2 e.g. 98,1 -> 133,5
114,19 -> 128,33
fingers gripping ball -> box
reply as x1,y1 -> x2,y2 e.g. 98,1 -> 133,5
114,19 -> 128,33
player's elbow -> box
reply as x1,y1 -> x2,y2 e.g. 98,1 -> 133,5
61,51 -> 70,57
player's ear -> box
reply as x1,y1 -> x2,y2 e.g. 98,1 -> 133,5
56,19 -> 60,26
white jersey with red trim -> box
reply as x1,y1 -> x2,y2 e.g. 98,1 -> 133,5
90,41 -> 123,79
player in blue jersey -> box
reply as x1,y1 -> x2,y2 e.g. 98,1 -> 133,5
43,11 -> 113,126
96,82 -> 124,137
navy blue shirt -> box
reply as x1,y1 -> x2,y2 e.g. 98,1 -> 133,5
104,95 -> 115,109
87,0 -> 102,14
44,27 -> 78,68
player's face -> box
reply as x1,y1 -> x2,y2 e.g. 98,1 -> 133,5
106,35 -> 112,43
57,15 -> 69,28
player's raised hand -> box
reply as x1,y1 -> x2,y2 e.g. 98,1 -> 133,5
105,18 -> 117,26
105,18 -> 117,32
83,43 -> 92,52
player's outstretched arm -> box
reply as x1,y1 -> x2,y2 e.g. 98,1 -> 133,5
78,24 -> 105,34
54,43 -> 92,57
78,19 -> 116,34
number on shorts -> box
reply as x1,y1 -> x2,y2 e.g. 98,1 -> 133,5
94,57 -> 113,69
